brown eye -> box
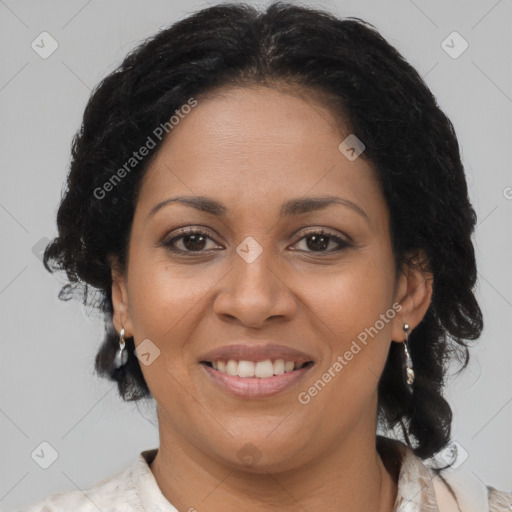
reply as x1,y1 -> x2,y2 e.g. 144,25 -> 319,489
163,228 -> 221,253
178,233 -> 208,251
293,229 -> 350,253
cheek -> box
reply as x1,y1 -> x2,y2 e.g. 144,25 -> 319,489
304,246 -> 396,339
127,253 -> 208,339
124,254 -> 213,400
298,244 -> 397,396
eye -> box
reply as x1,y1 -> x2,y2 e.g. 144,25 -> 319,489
292,228 -> 350,253
162,228 -> 222,253
161,227 -> 350,255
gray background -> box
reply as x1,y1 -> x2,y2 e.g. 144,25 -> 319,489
1,0 -> 511,510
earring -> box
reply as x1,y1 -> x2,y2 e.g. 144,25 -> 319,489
113,327 -> 129,369
402,323 -> 414,391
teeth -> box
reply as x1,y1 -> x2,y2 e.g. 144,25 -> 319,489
226,360 -> 238,376
210,358 -> 308,378
255,360 -> 273,378
238,360 -> 255,378
273,359 -> 285,375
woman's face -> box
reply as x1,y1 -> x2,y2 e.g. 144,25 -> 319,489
112,85 -> 430,472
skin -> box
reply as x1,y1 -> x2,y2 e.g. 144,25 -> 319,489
110,84 -> 433,512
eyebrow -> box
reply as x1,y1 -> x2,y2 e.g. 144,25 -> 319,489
147,195 -> 369,221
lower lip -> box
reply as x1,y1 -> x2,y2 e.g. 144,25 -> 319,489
201,363 -> 313,399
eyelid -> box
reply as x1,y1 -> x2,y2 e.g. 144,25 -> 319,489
162,226 -> 224,249
294,226 -> 350,243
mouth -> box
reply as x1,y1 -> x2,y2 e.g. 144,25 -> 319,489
200,361 -> 314,399
200,359 -> 314,377
198,344 -> 315,399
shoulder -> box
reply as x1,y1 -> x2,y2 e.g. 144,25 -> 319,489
377,436 -> 512,512
487,486 -> 512,511
433,471 -> 512,512
16,462 -> 139,512
430,458 -> 512,512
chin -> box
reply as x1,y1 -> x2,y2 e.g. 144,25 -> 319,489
210,433 -> 313,474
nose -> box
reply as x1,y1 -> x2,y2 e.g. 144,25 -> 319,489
212,240 -> 297,328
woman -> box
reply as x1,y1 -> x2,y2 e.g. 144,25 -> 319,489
19,2 -> 512,511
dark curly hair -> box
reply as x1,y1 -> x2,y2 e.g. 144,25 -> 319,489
43,1 -> 482,462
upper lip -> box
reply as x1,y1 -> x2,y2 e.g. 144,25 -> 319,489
199,343 -> 314,364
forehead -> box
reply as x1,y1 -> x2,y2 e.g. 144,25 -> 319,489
176,84 -> 345,153
136,85 -> 385,224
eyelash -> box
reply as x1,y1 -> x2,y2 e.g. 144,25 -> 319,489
162,227 -> 350,255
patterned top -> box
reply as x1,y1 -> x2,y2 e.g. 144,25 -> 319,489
17,436 -> 512,512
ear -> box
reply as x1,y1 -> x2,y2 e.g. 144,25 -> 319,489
391,250 -> 433,342
109,254 -> 134,337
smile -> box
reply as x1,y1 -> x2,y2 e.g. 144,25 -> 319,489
203,359 -> 311,377
200,359 -> 314,399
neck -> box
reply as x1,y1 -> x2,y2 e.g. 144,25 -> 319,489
149,408 -> 398,511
